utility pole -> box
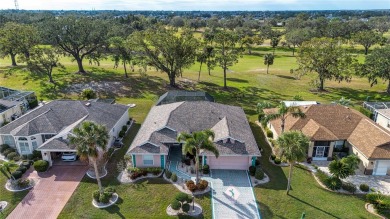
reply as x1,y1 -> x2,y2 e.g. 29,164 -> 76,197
14,0 -> 19,10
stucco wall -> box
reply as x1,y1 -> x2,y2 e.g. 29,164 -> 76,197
376,114 -> 390,131
134,155 -> 162,168
268,123 -> 279,139
346,141 -> 373,174
108,109 -> 130,147
0,105 -> 22,126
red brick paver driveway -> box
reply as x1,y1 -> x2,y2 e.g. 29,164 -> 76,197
7,165 -> 87,219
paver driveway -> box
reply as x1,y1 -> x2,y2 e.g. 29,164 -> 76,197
209,170 -> 261,219
7,165 -> 87,219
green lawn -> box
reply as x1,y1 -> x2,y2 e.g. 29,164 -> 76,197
0,161 -> 29,219
58,124 -> 212,219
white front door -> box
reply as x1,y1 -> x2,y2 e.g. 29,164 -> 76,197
315,146 -> 325,158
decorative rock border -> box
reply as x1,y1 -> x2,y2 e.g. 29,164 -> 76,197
86,165 -> 108,179
0,201 -> 8,212
365,203 -> 386,219
5,179 -> 35,192
166,202 -> 202,216
163,173 -> 211,195
92,193 -> 119,209
118,170 -> 163,183
250,173 -> 270,186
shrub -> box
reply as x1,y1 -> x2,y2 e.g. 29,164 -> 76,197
165,169 -> 172,178
92,190 -> 100,202
27,154 -> 34,160
13,156 -> 20,162
7,152 -> 18,160
197,179 -> 208,190
3,148 -> 15,157
118,130 -> 125,138
186,180 -> 197,192
21,161 -> 31,169
182,203 -> 190,212
274,158 -> 281,164
171,199 -> 181,210
255,168 -> 265,180
105,186 -> 116,195
28,99 -> 39,109
80,88 -> 96,100
360,183 -> 370,192
366,193 -> 390,209
16,166 -> 27,174
0,144 -> 10,153
99,192 -> 112,204
203,165 -> 210,174
171,173 -> 178,182
341,182 -> 357,194
359,107 -> 374,119
32,150 -> 42,159
249,166 -> 256,176
266,128 -> 273,138
327,177 -> 342,190
11,171 -> 23,180
255,158 -> 261,166
121,125 -> 127,132
270,154 -> 276,160
33,160 -> 49,172
16,179 -> 30,187
175,192 -> 191,203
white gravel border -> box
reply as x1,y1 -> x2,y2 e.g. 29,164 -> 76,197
118,170 -> 163,183
92,193 -> 119,208
5,179 -> 35,192
250,173 -> 270,186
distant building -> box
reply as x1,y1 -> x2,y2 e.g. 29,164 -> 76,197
0,87 -> 36,126
282,101 -> 319,107
363,102 -> 390,131
156,90 -> 214,106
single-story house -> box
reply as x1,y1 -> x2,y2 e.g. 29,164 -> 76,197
127,101 -> 261,170
264,104 -> 390,175
282,101 -> 319,107
0,100 -> 129,166
0,87 -> 36,126
156,90 -> 214,106
375,109 -> 390,131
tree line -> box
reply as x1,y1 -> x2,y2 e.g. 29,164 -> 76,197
0,13 -> 389,92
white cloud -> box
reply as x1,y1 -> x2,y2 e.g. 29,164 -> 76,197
1,0 -> 388,10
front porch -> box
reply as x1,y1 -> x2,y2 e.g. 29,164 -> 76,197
308,141 -> 349,161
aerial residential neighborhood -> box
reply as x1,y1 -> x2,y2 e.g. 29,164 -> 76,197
0,1 -> 390,219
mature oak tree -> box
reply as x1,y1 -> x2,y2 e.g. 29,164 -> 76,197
131,28 -> 199,87
110,37 -> 134,78
43,16 -> 109,73
351,30 -> 381,55
285,28 -> 312,56
297,37 -> 356,91
361,46 -> 390,94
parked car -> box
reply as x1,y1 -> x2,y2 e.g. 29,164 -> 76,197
61,152 -> 77,161
113,139 -> 124,148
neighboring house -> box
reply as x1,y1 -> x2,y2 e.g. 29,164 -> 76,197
0,100 -> 129,166
0,87 -> 37,126
156,90 -> 214,106
363,101 -> 390,131
127,101 -> 261,170
264,104 -> 390,176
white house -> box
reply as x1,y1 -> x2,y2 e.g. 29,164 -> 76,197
374,109 -> 390,131
0,100 -> 130,166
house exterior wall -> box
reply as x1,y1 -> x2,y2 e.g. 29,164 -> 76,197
268,123 -> 279,139
108,109 -> 129,147
134,154 -> 162,168
13,133 -> 45,155
346,141 -> 374,175
376,114 -> 390,131
207,156 -> 250,170
0,105 -> 22,126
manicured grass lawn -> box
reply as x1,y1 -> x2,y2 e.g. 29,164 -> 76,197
58,125 -> 212,219
251,123 -> 375,218
0,161 -> 29,219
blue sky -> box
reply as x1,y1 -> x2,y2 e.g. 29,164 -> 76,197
3,0 -> 390,11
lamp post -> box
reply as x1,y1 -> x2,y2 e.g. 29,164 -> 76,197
192,195 -> 195,213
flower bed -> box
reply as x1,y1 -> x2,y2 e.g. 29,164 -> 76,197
127,167 -> 162,180
92,187 -> 118,208
5,178 -> 35,192
162,172 -> 210,195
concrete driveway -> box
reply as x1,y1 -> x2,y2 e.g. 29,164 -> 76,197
7,165 -> 87,219
209,170 -> 261,219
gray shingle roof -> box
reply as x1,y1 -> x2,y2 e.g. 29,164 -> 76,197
156,90 -> 214,106
128,101 -> 260,156
38,138 -> 76,151
0,100 -> 129,137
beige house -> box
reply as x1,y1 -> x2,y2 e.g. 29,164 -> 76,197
264,104 -> 390,175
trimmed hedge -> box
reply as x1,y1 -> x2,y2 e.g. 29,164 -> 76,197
274,158 -> 281,164
16,166 -> 27,174
360,183 -> 370,192
255,168 -> 265,180
249,166 -> 256,176
175,192 -> 192,203
266,128 -> 273,138
165,169 -> 172,178
33,160 -> 49,172
182,203 -> 190,212
93,188 -> 115,204
171,173 -> 178,182
7,152 -> 19,160
3,148 -> 15,157
327,177 -> 342,190
99,192 -> 112,204
0,144 -> 10,153
203,164 -> 210,174
11,171 -> 23,180
341,182 -> 357,194
171,199 -> 181,210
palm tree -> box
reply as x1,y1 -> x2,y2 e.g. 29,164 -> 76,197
262,102 -> 306,134
263,53 -> 274,74
0,161 -> 18,180
177,130 -> 219,184
329,155 -> 360,180
277,131 -> 309,194
69,121 -> 109,195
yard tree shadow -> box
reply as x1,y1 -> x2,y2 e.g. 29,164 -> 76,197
226,78 -> 249,83
288,194 -> 341,219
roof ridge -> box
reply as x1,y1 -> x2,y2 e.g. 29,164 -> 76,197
10,108 -> 53,135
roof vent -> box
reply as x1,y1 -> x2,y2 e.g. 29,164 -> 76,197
85,102 -> 91,107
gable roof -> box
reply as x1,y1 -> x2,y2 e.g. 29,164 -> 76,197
128,101 -> 260,156
0,100 -> 129,137
156,90 -> 214,106
265,104 -> 390,159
